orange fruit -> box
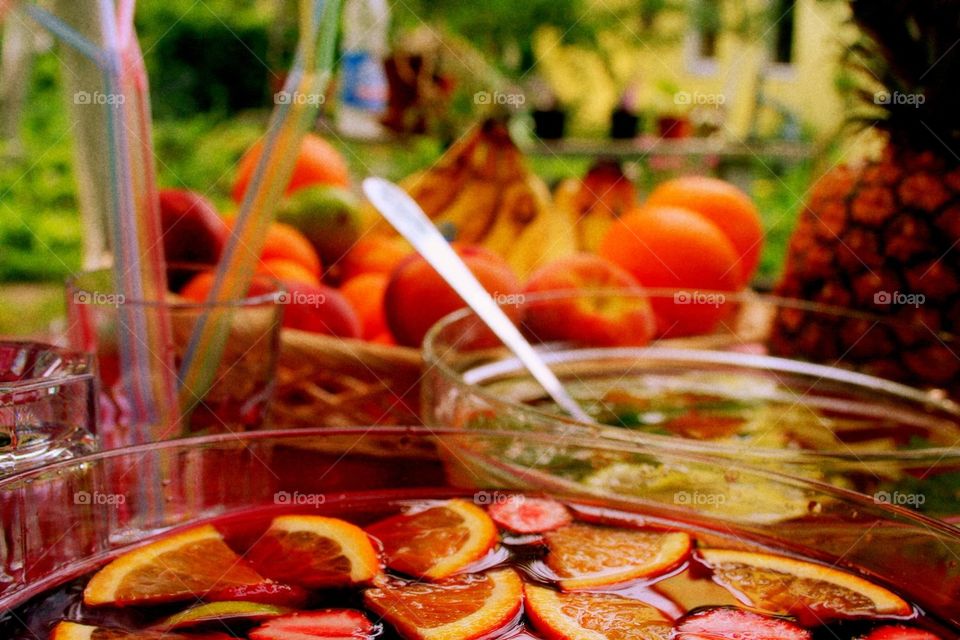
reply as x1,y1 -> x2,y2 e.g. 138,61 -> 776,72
599,205 -> 742,337
232,133 -> 350,202
177,271 -> 279,304
51,621 -> 232,639
370,330 -> 397,345
83,525 -> 264,606
259,222 -> 323,277
365,498 -> 498,581
646,176 -> 763,284
339,235 -> 412,281
224,218 -> 322,278
363,569 -> 523,640
524,583 -> 671,640
340,272 -> 389,340
179,270 -> 216,303
257,258 -> 321,287
245,515 -> 381,589
697,549 -> 912,623
544,523 -> 691,591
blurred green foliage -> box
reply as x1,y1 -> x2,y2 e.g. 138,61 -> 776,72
136,0 -> 296,119
1,1 -> 806,289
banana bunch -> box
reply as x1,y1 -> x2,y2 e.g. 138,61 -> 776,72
553,160 -> 638,253
367,119 -> 576,279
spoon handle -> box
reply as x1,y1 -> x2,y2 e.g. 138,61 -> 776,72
363,177 -> 591,422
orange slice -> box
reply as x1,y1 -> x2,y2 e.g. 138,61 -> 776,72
363,568 -> 523,640
365,499 -> 497,580
50,621 -> 231,639
697,549 -> 912,621
245,515 -> 381,588
83,525 -> 264,606
544,523 -> 691,590
524,584 -> 672,640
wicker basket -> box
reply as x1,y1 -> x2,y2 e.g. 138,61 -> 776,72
266,296 -> 774,429
271,329 -> 423,428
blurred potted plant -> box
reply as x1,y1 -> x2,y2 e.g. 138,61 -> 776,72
529,77 -> 566,139
654,79 -> 692,139
610,83 -> 641,139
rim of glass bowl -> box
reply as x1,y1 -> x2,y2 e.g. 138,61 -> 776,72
1,426 -> 958,613
0,342 -> 94,394
421,288 -> 960,463
65,265 -> 285,310
1,425 -> 955,534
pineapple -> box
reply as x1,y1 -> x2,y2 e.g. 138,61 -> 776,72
772,0 -> 960,390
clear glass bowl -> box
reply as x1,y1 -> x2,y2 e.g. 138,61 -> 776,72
422,290 -> 960,518
0,427 -> 958,631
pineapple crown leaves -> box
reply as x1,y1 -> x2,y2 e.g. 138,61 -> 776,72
843,0 -> 960,150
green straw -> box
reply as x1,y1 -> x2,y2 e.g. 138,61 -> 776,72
176,0 -> 342,423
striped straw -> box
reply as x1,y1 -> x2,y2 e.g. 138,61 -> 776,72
176,0 -> 341,420
28,1 -> 178,440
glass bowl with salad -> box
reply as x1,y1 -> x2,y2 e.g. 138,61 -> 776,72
422,289 -> 960,520
1,427 -> 959,639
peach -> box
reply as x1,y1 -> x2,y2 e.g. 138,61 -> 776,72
279,281 -> 361,338
384,244 -> 521,347
159,189 -> 228,265
522,254 -> 655,347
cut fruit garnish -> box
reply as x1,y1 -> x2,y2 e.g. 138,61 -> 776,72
523,583 -> 671,640
207,581 -> 310,607
246,515 -> 381,588
365,499 -> 497,580
248,609 -> 375,640
673,606 -> 812,640
865,627 -> 942,640
51,621 -> 232,639
363,568 -> 523,640
697,549 -> 912,623
544,523 -> 690,590
488,496 -> 572,534
83,525 -> 264,606
159,601 -> 292,630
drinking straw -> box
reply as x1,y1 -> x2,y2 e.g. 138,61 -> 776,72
27,0 -> 178,441
176,0 -> 341,420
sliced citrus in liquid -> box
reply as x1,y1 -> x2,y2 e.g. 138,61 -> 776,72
363,568 -> 523,640
159,600 -> 292,630
83,525 -> 264,606
544,523 -> 691,590
365,498 -> 497,580
524,583 -> 672,640
51,621 -> 231,639
697,549 -> 912,621
246,515 -> 381,588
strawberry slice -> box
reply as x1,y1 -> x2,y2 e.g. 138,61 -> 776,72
208,581 -> 310,607
674,607 -> 811,640
865,627 -> 942,640
249,610 -> 374,640
488,496 -> 572,534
